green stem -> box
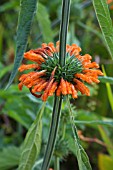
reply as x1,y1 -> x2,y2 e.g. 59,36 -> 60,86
54,156 -> 60,170
61,123 -> 66,140
67,97 -> 79,141
41,96 -> 62,170
41,1 -> 70,169
70,22 -> 75,44
59,0 -> 71,67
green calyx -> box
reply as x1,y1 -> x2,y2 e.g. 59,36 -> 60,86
40,53 -> 83,82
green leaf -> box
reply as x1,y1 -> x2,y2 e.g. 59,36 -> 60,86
74,120 -> 113,128
99,76 -> 113,85
0,24 -> 4,61
0,1 -> 19,12
18,103 -> 45,170
92,0 -> 113,59
37,3 -> 53,43
98,153 -> 113,170
75,109 -> 113,129
32,159 -> 43,170
99,126 -> 113,158
6,110 -> 29,129
67,97 -> 92,170
78,21 -> 103,41
102,66 -> 113,111
0,64 -> 13,79
0,146 -> 20,170
6,0 -> 38,89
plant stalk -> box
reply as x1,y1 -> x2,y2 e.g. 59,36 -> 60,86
54,156 -> 60,170
59,0 -> 70,67
41,0 -> 70,169
41,96 -> 62,170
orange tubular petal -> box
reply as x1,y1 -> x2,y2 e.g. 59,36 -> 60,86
41,43 -> 47,48
83,69 -> 104,76
50,66 -> 57,79
42,78 -> 54,101
34,50 -> 48,59
82,54 -> 92,61
65,81 -> 72,94
83,62 -> 99,69
72,44 -> 81,51
19,72 -> 34,81
27,78 -> 42,88
75,73 -> 93,84
90,77 -> 100,83
75,73 -> 100,84
32,79 -> 46,93
66,44 -> 72,53
18,82 -> 23,90
22,77 -> 32,86
108,0 -> 113,10
48,81 -> 58,96
108,0 -> 112,4
56,41 -> 60,52
71,84 -> 78,98
18,64 -> 39,72
70,44 -> 81,56
76,54 -> 91,64
83,71 -> 99,78
70,48 -> 79,56
36,82 -> 48,92
60,78 -> 67,95
74,79 -> 90,96
44,47 -> 53,56
24,51 -> 45,63
30,70 -> 46,80
56,85 -> 61,96
48,42 -> 56,53
19,74 -> 28,81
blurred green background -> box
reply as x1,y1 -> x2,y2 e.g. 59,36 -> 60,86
0,0 -> 113,169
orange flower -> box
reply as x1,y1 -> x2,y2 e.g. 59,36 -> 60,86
107,0 -> 113,9
18,41 -> 103,101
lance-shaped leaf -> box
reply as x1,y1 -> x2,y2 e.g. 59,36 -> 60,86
67,97 -> 92,170
18,103 -> 45,170
6,0 -> 38,89
102,66 -> 113,111
93,0 -> 113,59
99,126 -> 113,158
99,76 -> 113,85
74,120 -> 113,128
37,3 -> 53,43
0,146 -> 20,170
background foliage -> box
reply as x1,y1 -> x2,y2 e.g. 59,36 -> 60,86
0,0 -> 113,169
